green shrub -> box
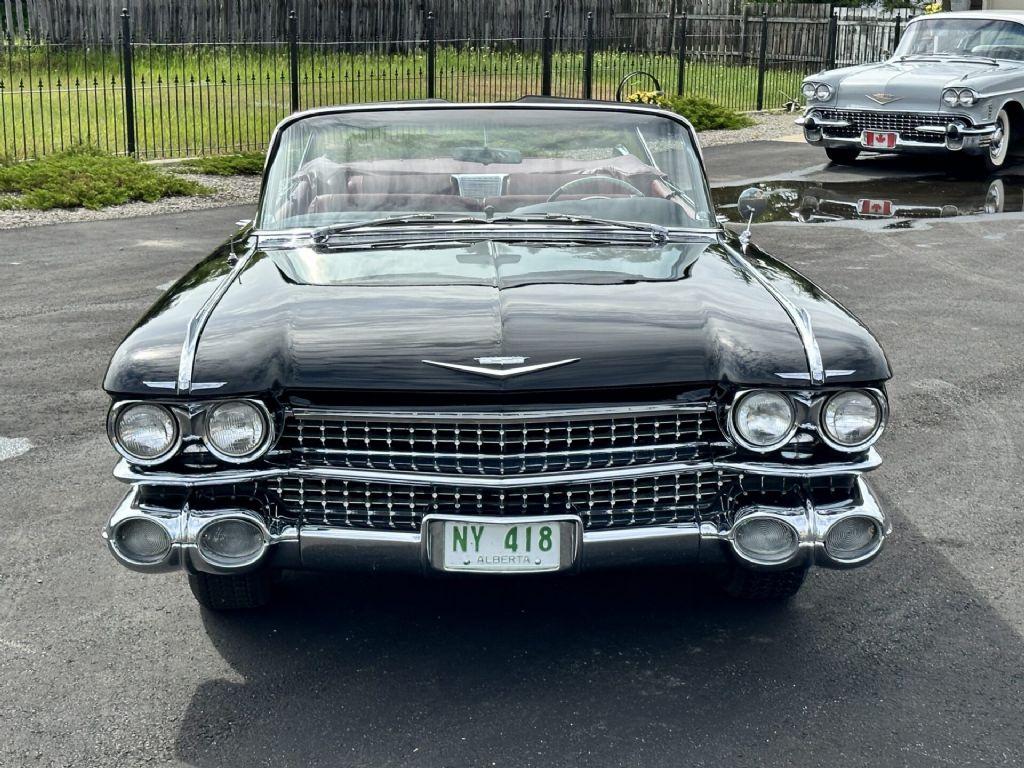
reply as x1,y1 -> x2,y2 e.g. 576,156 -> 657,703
625,91 -> 755,131
175,152 -> 266,176
0,146 -> 210,211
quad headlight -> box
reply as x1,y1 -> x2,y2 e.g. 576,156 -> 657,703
820,390 -> 884,450
941,88 -> 978,108
110,403 -> 180,464
802,82 -> 833,102
204,400 -> 271,462
731,391 -> 797,452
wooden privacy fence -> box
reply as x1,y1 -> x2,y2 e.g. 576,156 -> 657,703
0,3 -> 913,162
5,0 -> 912,48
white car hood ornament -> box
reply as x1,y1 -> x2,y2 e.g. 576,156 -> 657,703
422,357 -> 580,378
866,92 -> 901,105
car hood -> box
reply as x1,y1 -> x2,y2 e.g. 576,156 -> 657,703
834,59 -> 1012,111
104,237 -> 891,396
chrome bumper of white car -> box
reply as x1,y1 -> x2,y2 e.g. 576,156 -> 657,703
796,112 -> 999,154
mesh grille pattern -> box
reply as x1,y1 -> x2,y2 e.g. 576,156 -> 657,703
279,407 -> 728,476
816,109 -> 952,143
271,470 -> 739,531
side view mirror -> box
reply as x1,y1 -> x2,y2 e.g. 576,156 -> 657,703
737,187 -> 769,222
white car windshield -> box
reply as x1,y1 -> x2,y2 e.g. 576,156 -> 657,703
257,106 -> 715,232
896,17 -> 1024,61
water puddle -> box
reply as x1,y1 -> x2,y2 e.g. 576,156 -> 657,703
713,176 -> 1024,225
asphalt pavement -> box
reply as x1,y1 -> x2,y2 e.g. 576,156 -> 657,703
1,141 -> 1023,767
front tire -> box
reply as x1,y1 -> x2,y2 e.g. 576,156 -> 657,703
720,565 -> 808,601
825,146 -> 860,165
188,569 -> 272,611
977,108 -> 1012,173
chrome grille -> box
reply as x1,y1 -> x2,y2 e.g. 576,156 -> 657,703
271,470 -> 738,530
279,406 -> 728,476
816,109 -> 951,143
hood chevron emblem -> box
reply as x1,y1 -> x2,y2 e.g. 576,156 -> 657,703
866,92 -> 901,105
422,358 -> 580,378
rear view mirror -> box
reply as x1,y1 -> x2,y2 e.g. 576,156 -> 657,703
453,147 -> 523,164
737,187 -> 769,222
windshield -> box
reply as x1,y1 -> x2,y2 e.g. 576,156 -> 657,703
896,17 -> 1024,61
257,107 -> 715,232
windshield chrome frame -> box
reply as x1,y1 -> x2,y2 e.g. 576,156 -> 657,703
253,101 -> 720,236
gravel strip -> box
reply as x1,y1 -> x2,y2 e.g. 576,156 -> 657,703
0,114 -> 798,230
0,171 -> 260,230
697,110 -> 802,147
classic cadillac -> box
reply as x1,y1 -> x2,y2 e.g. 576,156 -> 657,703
103,100 -> 892,610
798,10 -> 1024,170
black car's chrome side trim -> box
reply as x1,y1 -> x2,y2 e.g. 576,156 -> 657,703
113,448 -> 881,487
724,245 -> 826,386
176,244 -> 256,394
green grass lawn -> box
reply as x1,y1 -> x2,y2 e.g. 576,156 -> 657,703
0,44 -> 809,162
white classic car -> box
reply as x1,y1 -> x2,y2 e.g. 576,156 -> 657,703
798,10 -> 1024,171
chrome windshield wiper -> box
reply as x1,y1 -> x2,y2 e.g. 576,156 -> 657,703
311,213 -> 483,243
490,213 -> 670,243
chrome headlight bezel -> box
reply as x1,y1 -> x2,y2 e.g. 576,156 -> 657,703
942,87 -> 978,108
202,399 -> 274,464
802,81 -> 834,103
818,389 -> 887,452
728,390 -> 799,453
107,402 -> 183,466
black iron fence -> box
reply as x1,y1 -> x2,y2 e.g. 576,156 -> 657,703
0,5 -> 913,162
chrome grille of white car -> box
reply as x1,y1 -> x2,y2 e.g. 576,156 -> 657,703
271,470 -> 738,530
279,405 -> 729,476
815,109 -> 951,143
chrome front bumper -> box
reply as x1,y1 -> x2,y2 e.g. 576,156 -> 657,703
104,461 -> 890,576
796,112 -> 1000,154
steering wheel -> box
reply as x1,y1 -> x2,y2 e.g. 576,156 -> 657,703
547,175 -> 645,203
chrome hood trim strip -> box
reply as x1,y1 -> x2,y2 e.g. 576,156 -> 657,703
287,403 -> 713,422
113,448 -> 881,488
724,245 -> 826,386
176,243 -> 256,395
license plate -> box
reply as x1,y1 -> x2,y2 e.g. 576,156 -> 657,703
857,198 -> 893,216
441,520 -> 562,572
862,130 -> 897,149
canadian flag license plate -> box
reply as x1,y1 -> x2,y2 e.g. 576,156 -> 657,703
857,198 -> 893,217
862,130 -> 897,149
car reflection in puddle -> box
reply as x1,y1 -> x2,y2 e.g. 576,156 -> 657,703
713,176 -> 1024,225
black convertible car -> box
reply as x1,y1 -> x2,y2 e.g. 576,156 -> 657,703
102,100 -> 892,610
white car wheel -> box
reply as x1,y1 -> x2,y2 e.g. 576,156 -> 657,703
988,109 -> 1011,169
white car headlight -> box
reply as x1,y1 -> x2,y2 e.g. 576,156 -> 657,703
821,390 -> 883,450
942,88 -> 959,107
112,403 -> 179,464
204,400 -> 270,462
814,83 -> 833,101
957,88 -> 977,107
731,391 -> 796,451
801,82 -> 817,100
